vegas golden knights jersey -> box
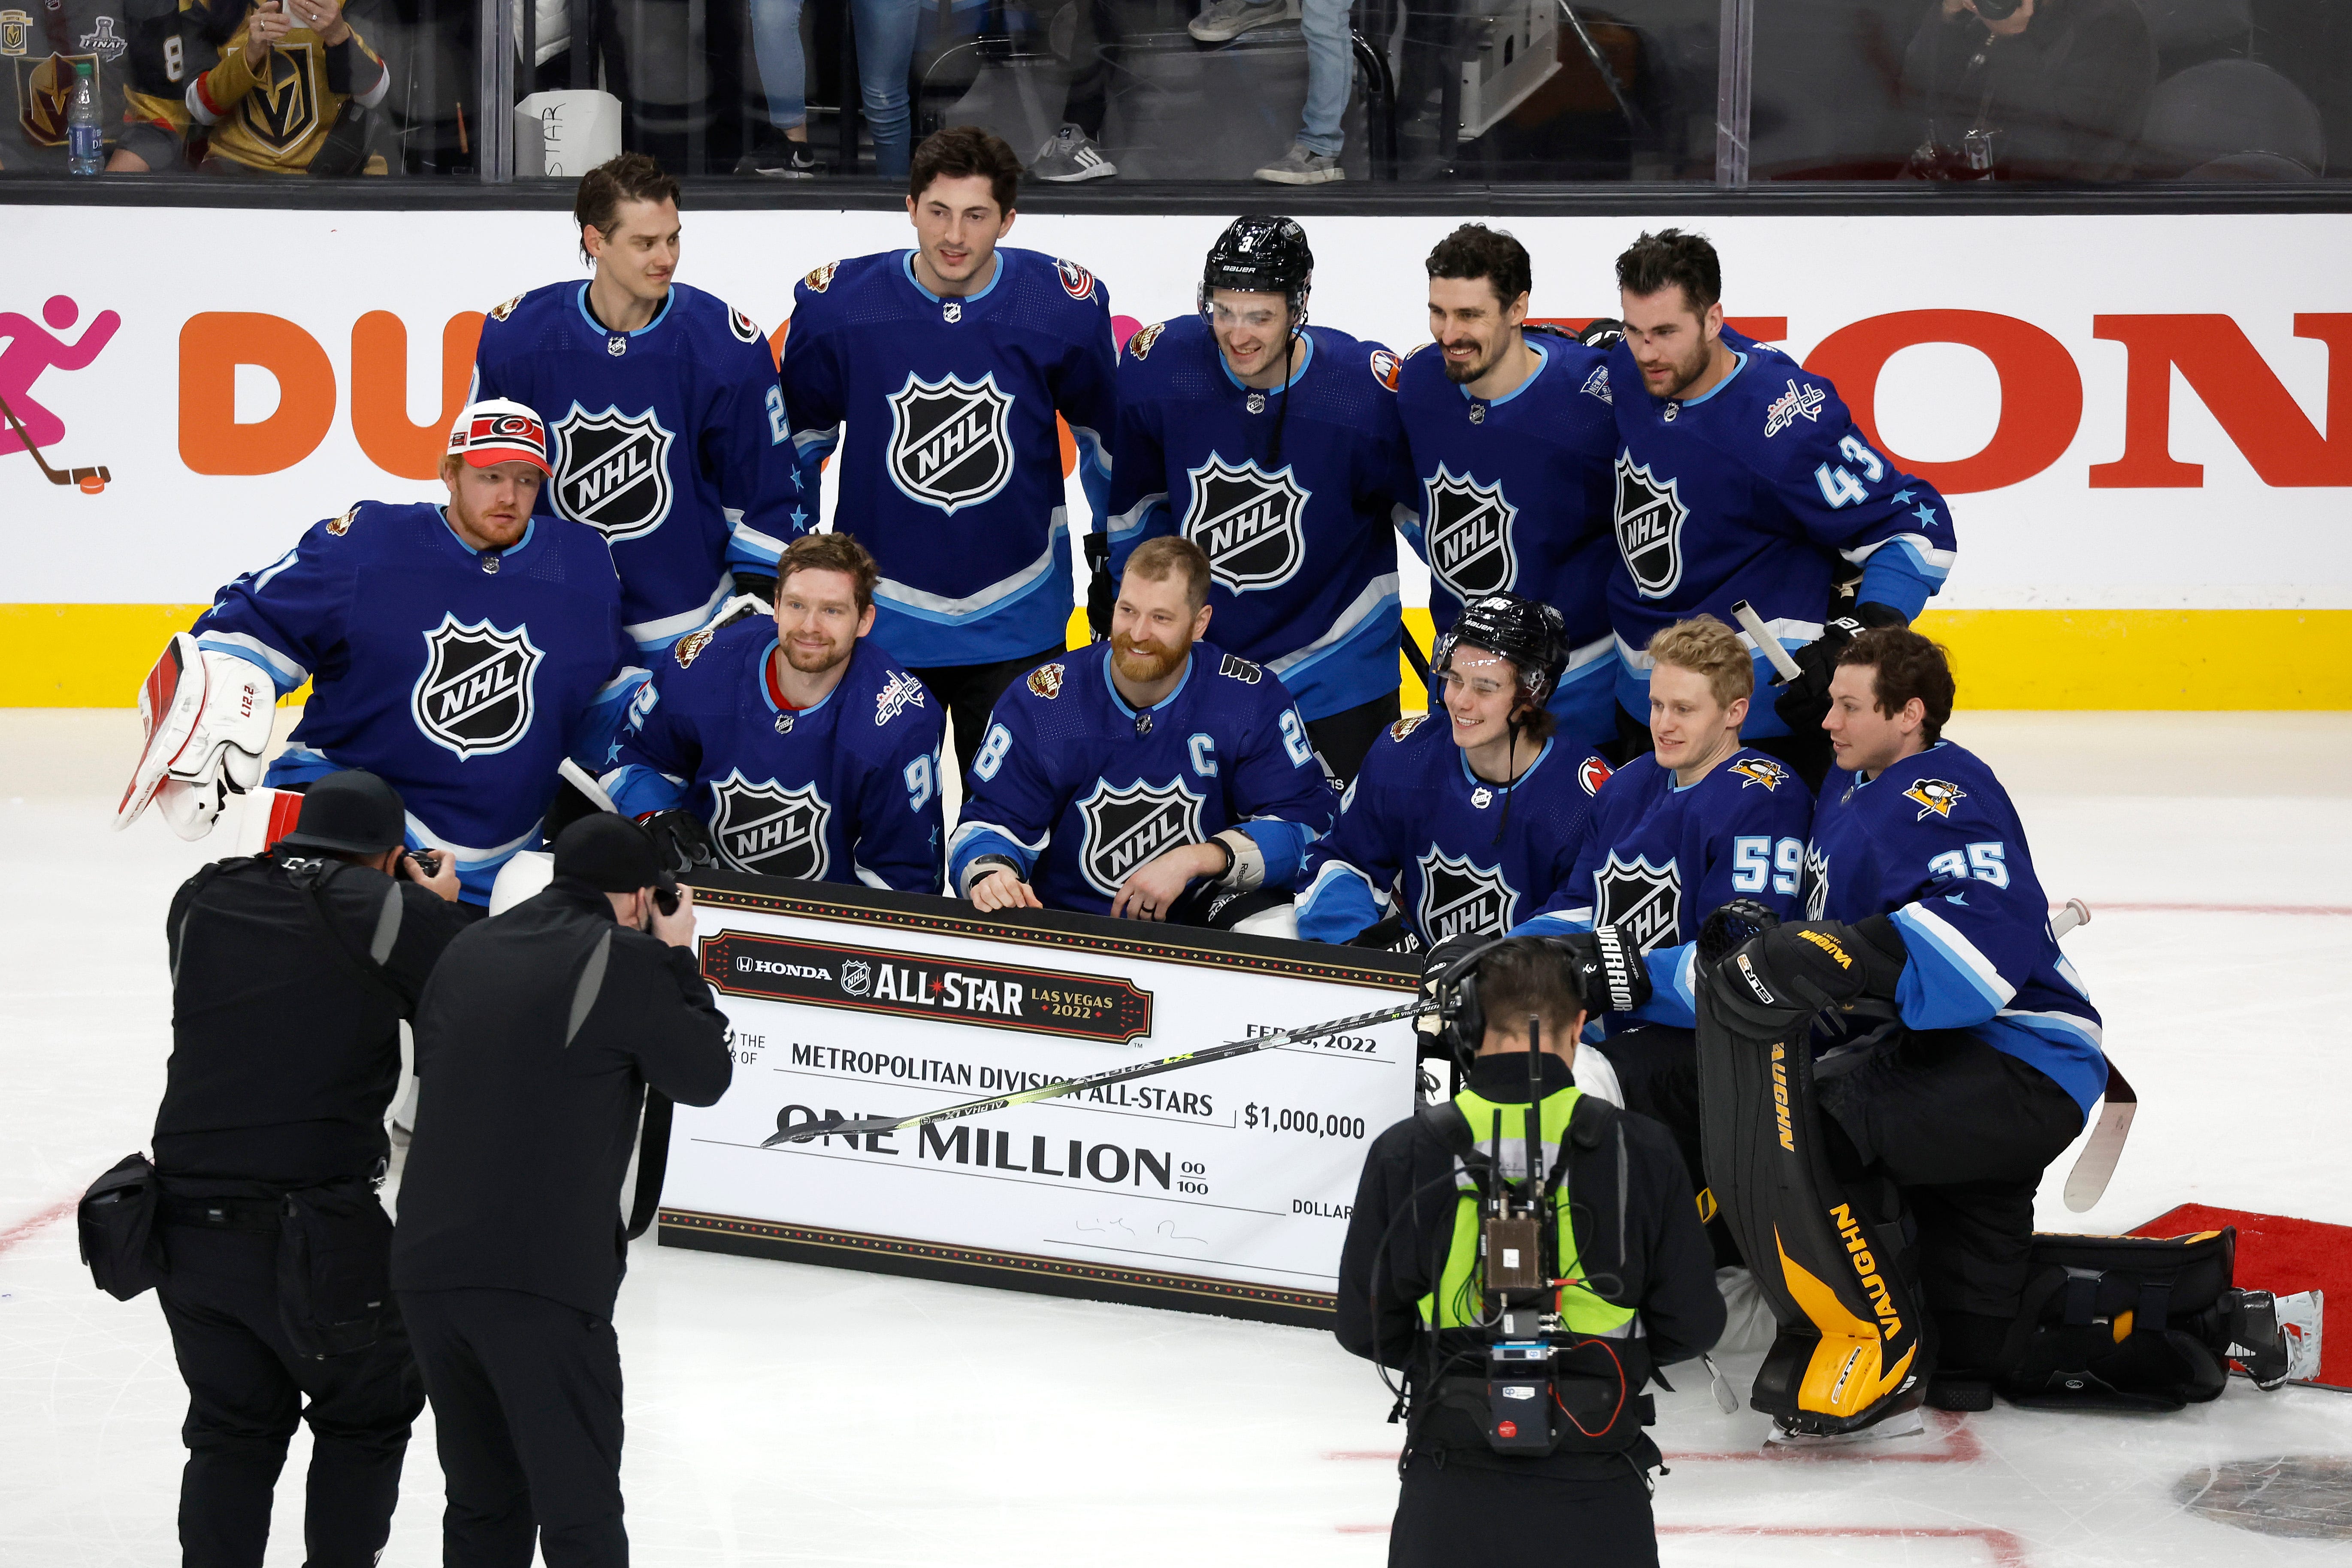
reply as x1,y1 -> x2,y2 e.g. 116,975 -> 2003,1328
183,0 -> 384,173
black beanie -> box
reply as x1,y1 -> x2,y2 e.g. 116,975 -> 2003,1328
553,814 -> 663,893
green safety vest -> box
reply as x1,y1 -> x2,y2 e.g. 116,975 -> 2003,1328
1418,1085 -> 1639,1338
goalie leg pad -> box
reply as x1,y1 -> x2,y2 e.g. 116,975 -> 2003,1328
1696,985 -> 1927,1434
118,636 -> 277,837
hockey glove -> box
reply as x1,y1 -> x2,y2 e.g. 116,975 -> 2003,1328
1545,925 -> 1651,1016
118,635 -> 276,840
1345,914 -> 1422,953
642,809 -> 717,876
1707,916 -> 1907,1040
1084,533 -> 1116,642
1575,318 -> 1628,351
1697,897 -> 1781,970
1771,601 -> 1908,734
1417,932 -> 1487,1049
731,573 -> 777,611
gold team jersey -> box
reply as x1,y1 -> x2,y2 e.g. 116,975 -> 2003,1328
183,2 -> 383,172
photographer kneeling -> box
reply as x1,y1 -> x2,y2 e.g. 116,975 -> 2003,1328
391,813 -> 732,1567
148,768 -> 466,1567
1336,938 -> 1722,1568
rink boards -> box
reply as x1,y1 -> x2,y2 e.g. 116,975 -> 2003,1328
658,874 -> 1422,1327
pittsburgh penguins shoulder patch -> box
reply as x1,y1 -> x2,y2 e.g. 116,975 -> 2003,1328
489,293 -> 523,322
1218,653 -> 1263,685
1904,778 -> 1967,820
1027,662 -> 1065,700
804,260 -> 840,294
728,307 -> 762,344
1729,756 -> 1789,792
1389,712 -> 1429,743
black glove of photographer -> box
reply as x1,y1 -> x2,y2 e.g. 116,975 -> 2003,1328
1705,915 -> 1907,1040
1545,924 -> 1651,1016
641,809 -> 717,876
1772,601 -> 1908,734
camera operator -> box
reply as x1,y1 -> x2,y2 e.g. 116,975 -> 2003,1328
390,813 -> 731,1566
1902,0 -> 2156,181
1336,938 -> 1722,1566
149,768 -> 464,1568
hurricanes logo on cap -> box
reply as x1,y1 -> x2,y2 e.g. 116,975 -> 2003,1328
411,614 -> 544,759
1423,467 -> 1518,602
1182,455 -> 1309,594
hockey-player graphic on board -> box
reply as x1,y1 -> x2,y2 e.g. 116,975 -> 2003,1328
471,155 -> 800,653
948,538 -> 1338,924
778,126 -> 1118,785
602,532 -> 948,894
1395,224 -> 1622,752
1105,215 -> 1409,785
1295,592 -> 1611,949
1605,230 -> 1956,786
116,400 -> 647,908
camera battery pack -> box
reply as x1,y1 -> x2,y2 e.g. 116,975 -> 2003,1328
1487,1341 -> 1553,1451
1484,1215 -> 1543,1291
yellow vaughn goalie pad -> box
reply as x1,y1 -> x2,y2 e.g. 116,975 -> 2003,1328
1696,984 -> 1926,1434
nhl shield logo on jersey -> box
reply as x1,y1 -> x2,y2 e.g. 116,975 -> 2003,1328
1055,258 -> 1097,301
1613,455 -> 1688,600
709,773 -> 832,879
1424,466 -> 1518,601
1905,778 -> 1967,820
1182,455 -> 1310,593
886,372 -> 1015,514
1730,757 -> 1790,791
410,614 -> 545,759
1027,662 -> 1065,700
552,405 -> 676,543
1415,850 -> 1518,940
1593,852 -> 1683,952
1126,322 -> 1165,361
1077,778 -> 1205,897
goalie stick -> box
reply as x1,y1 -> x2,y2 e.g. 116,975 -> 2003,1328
2041,897 -> 2136,1211
764,995 -> 1432,1146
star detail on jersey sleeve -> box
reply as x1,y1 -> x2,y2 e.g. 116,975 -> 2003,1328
1891,489 -> 1915,504
1912,502 -> 1940,526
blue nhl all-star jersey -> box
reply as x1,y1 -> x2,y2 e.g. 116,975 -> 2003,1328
1295,710 -> 1612,945
471,281 -> 799,651
946,641 -> 1340,917
1104,317 -> 1407,722
601,624 -> 946,893
1804,742 -> 2105,1115
192,502 -> 645,904
780,249 -> 1117,668
1605,329 -> 1957,736
1394,328 -> 1620,748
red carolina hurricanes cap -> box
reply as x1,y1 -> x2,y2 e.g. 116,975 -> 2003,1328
447,398 -> 555,476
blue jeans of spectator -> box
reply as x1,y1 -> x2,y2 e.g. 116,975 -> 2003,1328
1297,0 -> 1352,156
748,0 -> 920,177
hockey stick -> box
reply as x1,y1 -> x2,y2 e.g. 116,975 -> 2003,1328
763,995 -> 1432,1145
1729,599 -> 1805,683
0,390 -> 110,491
558,756 -> 620,813
1398,623 -> 1434,691
2042,897 -> 2137,1211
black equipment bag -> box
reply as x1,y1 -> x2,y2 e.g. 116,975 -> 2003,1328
78,1152 -> 168,1301
276,1177 -> 394,1360
1999,1228 -> 2238,1412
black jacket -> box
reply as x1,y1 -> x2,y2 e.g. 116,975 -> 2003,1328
155,852 -> 466,1185
1336,1053 -> 1725,1475
1902,0 -> 2155,181
390,876 -> 732,1320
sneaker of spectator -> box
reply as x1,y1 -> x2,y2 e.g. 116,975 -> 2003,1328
1031,123 -> 1118,181
1254,142 -> 1342,183
1189,0 -> 1299,43
738,127 -> 824,178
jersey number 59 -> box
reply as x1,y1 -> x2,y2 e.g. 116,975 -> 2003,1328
1732,836 -> 1802,897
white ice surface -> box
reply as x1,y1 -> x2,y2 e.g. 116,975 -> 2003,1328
4,710 -> 2349,1566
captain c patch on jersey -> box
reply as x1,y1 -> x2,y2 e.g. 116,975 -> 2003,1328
1077,777 -> 1205,897
1904,778 -> 1967,820
1593,851 -> 1683,952
886,371 -> 1015,514
1182,455 -> 1309,593
411,614 -> 545,760
1422,466 -> 1519,601
1612,454 -> 1688,600
710,773 -> 832,879
552,405 -> 677,543
1415,849 -> 1518,940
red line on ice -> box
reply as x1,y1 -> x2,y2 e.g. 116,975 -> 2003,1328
0,1199 -> 79,1258
1336,1522 -> 2029,1563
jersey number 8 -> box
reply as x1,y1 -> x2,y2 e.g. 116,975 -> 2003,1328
1732,835 -> 1802,897
973,722 -> 1014,782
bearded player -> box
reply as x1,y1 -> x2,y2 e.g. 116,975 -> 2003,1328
602,532 -> 947,892
118,400 -> 646,908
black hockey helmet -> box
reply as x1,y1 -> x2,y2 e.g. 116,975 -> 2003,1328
1199,215 -> 1313,335
1434,591 -> 1569,706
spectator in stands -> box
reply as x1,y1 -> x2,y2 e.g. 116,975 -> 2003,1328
1029,0 -> 1125,182
1187,0 -> 1352,184
1901,0 -> 2155,181
0,0 -> 137,175
116,0 -> 391,175
741,0 -> 919,178
110,0 -> 246,172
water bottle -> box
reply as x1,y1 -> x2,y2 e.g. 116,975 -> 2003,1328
67,59 -> 102,176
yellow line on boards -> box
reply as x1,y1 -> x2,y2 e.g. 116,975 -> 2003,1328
6,604 -> 2344,710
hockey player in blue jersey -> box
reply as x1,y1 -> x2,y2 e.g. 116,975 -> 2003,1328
602,532 -> 947,892
118,401 -> 646,907
1395,225 -> 1621,751
1296,592 -> 1611,948
1106,216 -> 1406,783
780,126 -> 1119,784
949,538 -> 1339,921
470,155 -> 800,653
1608,229 -> 1957,785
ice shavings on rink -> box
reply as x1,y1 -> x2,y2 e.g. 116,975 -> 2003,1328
4,710 -> 2351,1566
